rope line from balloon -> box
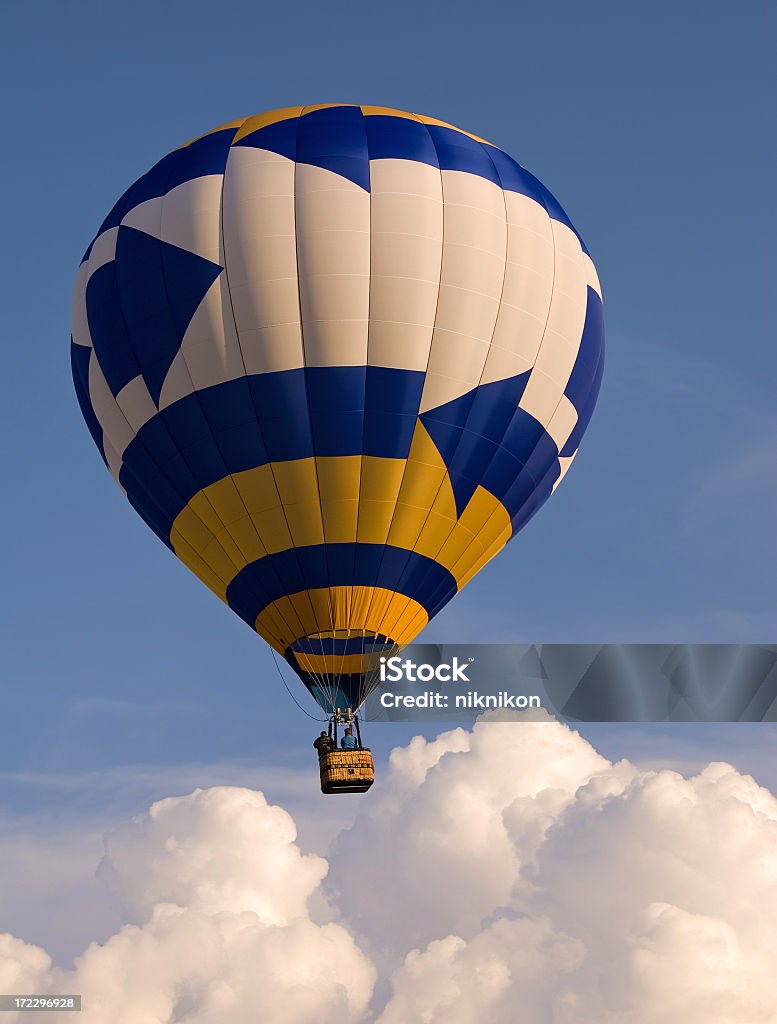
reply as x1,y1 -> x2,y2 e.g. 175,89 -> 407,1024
270,648 -> 328,722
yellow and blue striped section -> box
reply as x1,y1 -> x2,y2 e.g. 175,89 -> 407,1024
285,633 -> 396,711
72,103 -> 604,712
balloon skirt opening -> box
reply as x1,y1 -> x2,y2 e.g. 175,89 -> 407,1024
286,630 -> 399,714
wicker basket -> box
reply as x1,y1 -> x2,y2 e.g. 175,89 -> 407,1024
319,748 -> 375,794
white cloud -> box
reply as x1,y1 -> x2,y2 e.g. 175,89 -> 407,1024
67,909 -> 373,1024
327,717 -> 609,954
97,787 -> 328,924
0,787 -> 374,1024
376,917 -> 585,1024
358,725 -> 777,1024
1,720 -> 776,1023
0,934 -> 50,997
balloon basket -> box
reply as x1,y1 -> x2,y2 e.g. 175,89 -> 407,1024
319,749 -> 375,794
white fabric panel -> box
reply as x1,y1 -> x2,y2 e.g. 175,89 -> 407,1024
482,193 -> 554,385
479,335 -> 535,384
518,367 -> 564,428
121,175 -> 224,259
159,348 -> 196,409
236,323 -> 306,376
120,177 -> 222,264
367,159 -> 443,371
438,246 -> 505,303
437,170 -> 505,237
71,262 -> 92,349
155,174 -> 245,408
581,250 -> 602,299
504,189 -> 551,236
232,277 -> 302,332
551,219 -> 589,279
159,175 -> 223,264
519,219 -> 588,426
533,302 -> 580,383
89,358 -> 136,460
221,147 -> 304,374
369,157 -> 441,204
145,172 -> 244,407
546,394 -> 579,451
295,164 -> 370,366
534,223 -> 587,386
552,452 -> 577,492
86,227 -> 118,275
420,171 -> 507,413
120,196 -> 163,240
159,273 -> 247,407
115,374 -> 157,435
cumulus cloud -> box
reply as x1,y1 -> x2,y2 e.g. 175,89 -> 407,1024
328,718 -> 609,954
0,934 -> 51,999
97,787 -> 328,925
1,721 -> 776,1023
375,916 -> 585,1024
0,788 -> 374,1023
341,720 -> 777,1023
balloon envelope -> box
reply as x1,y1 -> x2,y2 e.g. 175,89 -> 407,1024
72,105 -> 604,713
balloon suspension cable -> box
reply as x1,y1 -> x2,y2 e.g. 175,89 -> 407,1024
270,649 -> 328,722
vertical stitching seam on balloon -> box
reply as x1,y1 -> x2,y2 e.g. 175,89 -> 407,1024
212,127 -> 310,650
409,144 -> 556,608
216,126 -> 311,659
516,181 -> 604,492
296,105 -> 345,712
321,104 -> 370,704
442,154 -> 561,569
222,127 -> 330,681
152,165 -> 249,569
364,112 -> 446,649
180,124 -> 305,631
154,144 -> 290,643
350,104 -> 374,709
294,106 -> 341,712
387,137 -> 514,626
514,225 -> 581,506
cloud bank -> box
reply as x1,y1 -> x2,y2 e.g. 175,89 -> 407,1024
2,720 -> 776,1023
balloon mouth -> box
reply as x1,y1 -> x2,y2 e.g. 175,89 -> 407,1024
285,630 -> 400,713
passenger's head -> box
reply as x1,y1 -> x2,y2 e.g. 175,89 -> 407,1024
320,731 -> 328,737
345,727 -> 353,735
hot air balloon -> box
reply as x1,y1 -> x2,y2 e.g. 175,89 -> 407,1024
71,105 -> 604,793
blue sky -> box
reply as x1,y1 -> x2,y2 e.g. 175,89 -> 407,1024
0,0 -> 775,960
